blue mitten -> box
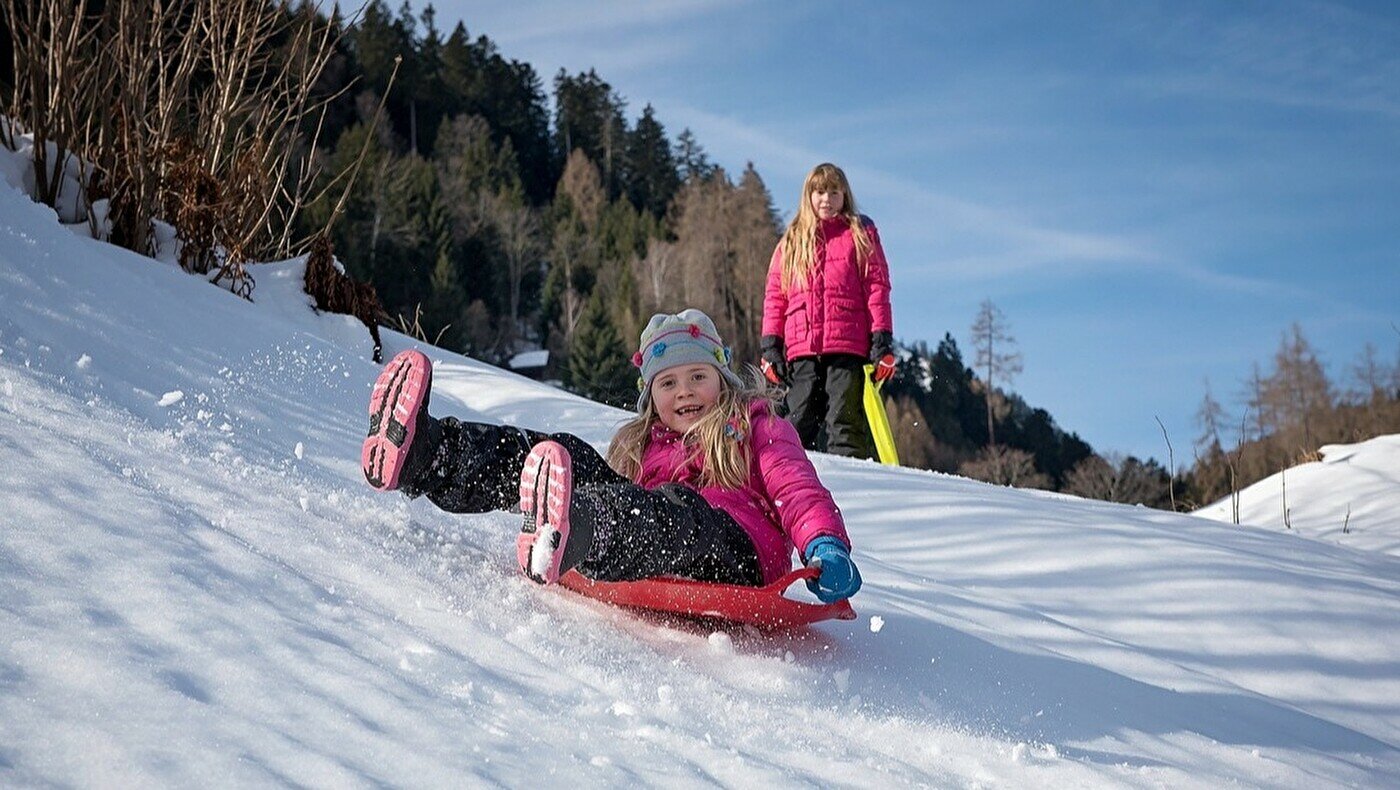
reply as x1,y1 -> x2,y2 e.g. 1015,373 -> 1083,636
804,537 -> 862,603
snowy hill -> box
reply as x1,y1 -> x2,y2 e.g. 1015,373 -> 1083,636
1195,435 -> 1400,558
2,179 -> 1399,787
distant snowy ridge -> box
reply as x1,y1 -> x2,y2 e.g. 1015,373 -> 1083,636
1195,434 -> 1400,557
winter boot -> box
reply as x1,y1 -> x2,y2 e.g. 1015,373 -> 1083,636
362,349 -> 441,491
517,440 -> 596,584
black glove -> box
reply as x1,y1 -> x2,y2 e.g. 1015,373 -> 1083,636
869,331 -> 896,383
869,330 -> 894,362
760,335 -> 789,386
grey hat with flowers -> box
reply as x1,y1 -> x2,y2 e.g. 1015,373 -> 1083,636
632,308 -> 745,411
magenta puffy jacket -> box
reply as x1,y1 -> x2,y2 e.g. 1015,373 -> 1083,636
762,216 -> 894,360
633,400 -> 850,583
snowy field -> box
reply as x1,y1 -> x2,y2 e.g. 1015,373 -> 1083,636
1,165 -> 1399,786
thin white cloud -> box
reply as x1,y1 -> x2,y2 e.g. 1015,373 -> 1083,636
666,103 -> 1163,278
432,0 -> 748,79
1130,2 -> 1400,118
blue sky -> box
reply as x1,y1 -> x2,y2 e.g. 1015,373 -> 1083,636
432,0 -> 1399,462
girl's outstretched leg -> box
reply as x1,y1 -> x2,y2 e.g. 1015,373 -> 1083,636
573,483 -> 763,586
516,439 -> 762,587
410,422 -> 627,514
362,349 -> 441,491
517,440 -> 596,584
361,351 -> 626,512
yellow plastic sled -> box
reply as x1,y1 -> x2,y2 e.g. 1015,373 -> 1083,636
862,364 -> 900,466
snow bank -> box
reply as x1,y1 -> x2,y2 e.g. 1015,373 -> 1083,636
1195,434 -> 1400,557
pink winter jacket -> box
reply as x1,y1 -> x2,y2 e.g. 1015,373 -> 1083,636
762,216 -> 894,360
634,400 -> 850,584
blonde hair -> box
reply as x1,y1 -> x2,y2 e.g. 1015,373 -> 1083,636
607,366 -> 779,490
778,162 -> 874,292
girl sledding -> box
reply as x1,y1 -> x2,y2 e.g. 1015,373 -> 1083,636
360,309 -> 861,624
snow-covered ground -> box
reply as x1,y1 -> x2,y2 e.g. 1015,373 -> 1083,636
2,170 -> 1399,787
1195,435 -> 1400,558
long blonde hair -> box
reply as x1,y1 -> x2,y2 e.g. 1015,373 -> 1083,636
778,162 -> 874,291
607,366 -> 778,490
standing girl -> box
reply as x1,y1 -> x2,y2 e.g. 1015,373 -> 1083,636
360,309 -> 862,602
760,162 -> 895,459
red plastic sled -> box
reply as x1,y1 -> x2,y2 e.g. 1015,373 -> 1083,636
557,566 -> 856,630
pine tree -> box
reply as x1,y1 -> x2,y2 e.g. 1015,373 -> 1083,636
434,114 -> 522,209
674,128 -> 714,181
410,3 -> 447,155
348,2 -> 406,101
423,246 -> 465,349
566,294 -> 635,407
553,69 -> 628,199
439,22 -> 553,202
625,104 -> 680,217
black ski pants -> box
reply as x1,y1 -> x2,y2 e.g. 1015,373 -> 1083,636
785,354 -> 875,460
404,418 -> 763,586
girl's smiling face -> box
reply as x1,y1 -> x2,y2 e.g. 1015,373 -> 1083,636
810,187 -> 845,220
651,363 -> 722,433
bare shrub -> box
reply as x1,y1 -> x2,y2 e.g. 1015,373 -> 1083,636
3,0 -> 353,298
1064,453 -> 1169,506
960,445 -> 1049,489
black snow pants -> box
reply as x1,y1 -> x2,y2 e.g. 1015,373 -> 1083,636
784,354 -> 875,460
402,418 -> 763,586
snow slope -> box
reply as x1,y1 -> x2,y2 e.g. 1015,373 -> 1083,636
1195,435 -> 1400,558
2,180 -> 1399,787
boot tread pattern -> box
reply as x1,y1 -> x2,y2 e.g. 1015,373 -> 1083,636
361,350 -> 430,491
516,442 -> 573,585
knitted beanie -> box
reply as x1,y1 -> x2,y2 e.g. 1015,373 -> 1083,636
632,308 -> 744,411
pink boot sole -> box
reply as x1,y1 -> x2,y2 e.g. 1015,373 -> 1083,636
517,441 -> 575,584
361,349 -> 432,491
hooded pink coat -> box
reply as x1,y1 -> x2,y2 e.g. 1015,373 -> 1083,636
762,216 -> 894,360
633,400 -> 850,583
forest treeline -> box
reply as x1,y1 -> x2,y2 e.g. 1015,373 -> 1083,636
2,1 -> 1396,512
292,1 -> 780,406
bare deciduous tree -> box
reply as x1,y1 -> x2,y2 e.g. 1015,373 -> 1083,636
970,299 -> 1022,447
489,193 -> 543,349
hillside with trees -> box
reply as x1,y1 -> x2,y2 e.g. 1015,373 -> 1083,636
291,2 -> 782,409
2,1 -> 1395,510
1182,324 -> 1400,515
